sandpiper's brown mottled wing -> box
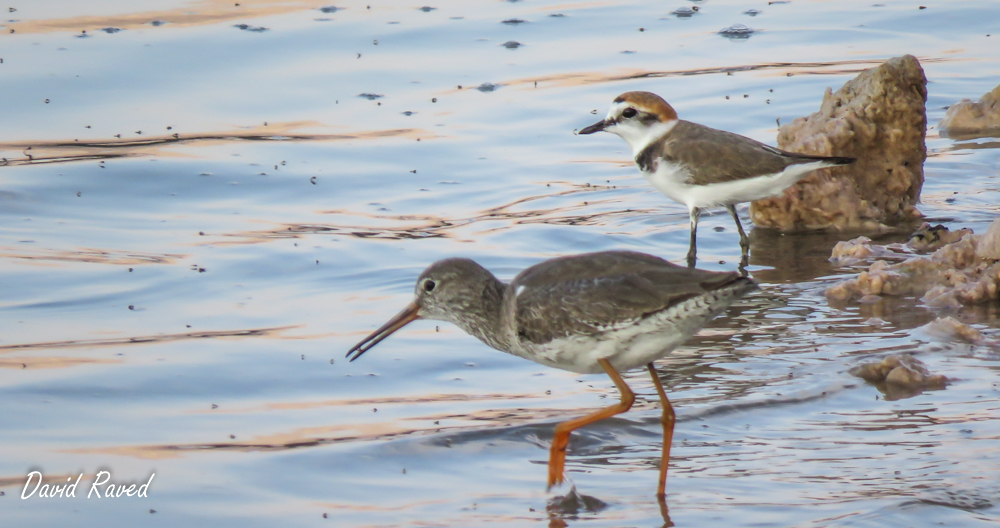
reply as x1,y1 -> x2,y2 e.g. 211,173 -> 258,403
635,120 -> 843,185
509,251 -> 745,345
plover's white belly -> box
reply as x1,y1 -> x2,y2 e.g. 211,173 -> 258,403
642,162 -> 693,208
515,289 -> 735,374
644,160 -> 831,210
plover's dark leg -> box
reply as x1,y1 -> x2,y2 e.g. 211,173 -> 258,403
547,358 -> 635,490
726,204 -> 751,274
648,363 -> 675,498
686,207 -> 701,268
725,204 -> 749,251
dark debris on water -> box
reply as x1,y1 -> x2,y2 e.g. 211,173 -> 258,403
719,24 -> 755,39
234,24 -> 268,32
546,488 -> 608,516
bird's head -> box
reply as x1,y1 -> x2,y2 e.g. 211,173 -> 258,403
577,91 -> 679,154
345,258 -> 500,361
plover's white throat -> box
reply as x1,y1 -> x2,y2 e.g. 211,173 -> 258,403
578,91 -> 856,265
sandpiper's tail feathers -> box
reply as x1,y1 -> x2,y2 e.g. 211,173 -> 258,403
723,276 -> 759,297
691,275 -> 757,326
705,275 -> 758,303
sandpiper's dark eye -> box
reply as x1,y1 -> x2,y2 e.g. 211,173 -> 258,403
422,279 -> 436,292
622,107 -> 637,118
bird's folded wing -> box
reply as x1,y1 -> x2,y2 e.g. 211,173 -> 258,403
649,121 -> 793,185
511,251 -> 739,345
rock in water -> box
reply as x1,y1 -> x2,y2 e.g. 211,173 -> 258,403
909,222 -> 973,252
975,219 -> 1000,260
751,55 -> 927,231
849,353 -> 947,401
826,224 -> 1000,308
939,83 -> 1000,138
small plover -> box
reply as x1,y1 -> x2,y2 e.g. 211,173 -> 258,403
347,250 -> 756,496
578,91 -> 855,264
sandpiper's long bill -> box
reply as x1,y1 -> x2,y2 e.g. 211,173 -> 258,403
348,250 -> 757,496
578,91 -> 856,265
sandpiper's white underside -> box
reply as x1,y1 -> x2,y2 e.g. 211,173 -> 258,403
510,286 -> 741,374
644,159 -> 832,211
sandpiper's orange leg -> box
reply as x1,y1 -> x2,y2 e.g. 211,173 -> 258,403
648,363 -> 676,498
547,358 -> 635,490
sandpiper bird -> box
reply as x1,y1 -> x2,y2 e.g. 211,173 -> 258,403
577,91 -> 855,265
347,250 -> 756,496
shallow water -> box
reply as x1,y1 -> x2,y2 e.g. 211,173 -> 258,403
2,0 -> 1000,526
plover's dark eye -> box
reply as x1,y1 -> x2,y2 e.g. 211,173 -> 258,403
622,107 -> 637,118
422,279 -> 436,292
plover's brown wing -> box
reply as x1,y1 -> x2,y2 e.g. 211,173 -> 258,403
637,120 -> 847,185
508,250 -> 750,345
